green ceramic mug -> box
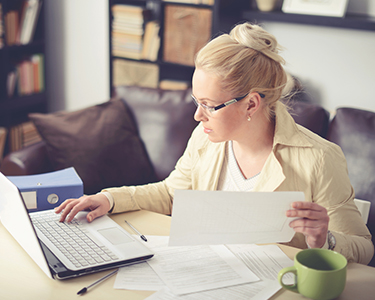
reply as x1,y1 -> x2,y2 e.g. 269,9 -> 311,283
278,248 -> 347,300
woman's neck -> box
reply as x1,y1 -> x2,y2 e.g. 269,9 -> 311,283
231,114 -> 275,179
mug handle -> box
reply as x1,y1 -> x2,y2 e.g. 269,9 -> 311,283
278,266 -> 298,293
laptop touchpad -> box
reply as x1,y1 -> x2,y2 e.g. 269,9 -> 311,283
98,228 -> 133,245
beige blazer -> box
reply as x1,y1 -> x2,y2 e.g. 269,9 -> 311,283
104,102 -> 374,264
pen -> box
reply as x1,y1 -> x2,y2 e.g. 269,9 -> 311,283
125,220 -> 148,242
77,269 -> 118,295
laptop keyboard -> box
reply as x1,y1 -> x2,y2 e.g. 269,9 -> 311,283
30,210 -> 119,268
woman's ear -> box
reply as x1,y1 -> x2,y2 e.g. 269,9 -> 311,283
246,92 -> 262,113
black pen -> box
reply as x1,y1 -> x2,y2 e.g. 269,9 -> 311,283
77,269 -> 118,295
125,220 -> 148,242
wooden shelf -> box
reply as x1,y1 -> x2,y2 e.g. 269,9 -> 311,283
243,10 -> 375,32
0,92 -> 47,112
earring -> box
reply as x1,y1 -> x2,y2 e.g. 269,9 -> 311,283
247,116 -> 251,122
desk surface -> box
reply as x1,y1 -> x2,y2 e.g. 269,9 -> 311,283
1,210 -> 374,300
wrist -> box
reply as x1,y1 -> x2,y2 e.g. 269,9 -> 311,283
98,192 -> 114,212
305,233 -> 330,249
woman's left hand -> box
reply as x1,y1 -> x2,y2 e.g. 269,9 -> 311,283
286,201 -> 329,248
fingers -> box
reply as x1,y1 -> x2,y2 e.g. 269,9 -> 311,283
55,194 -> 110,223
286,201 -> 329,249
58,196 -> 90,222
286,201 -> 327,219
287,201 -> 329,229
289,218 -> 328,234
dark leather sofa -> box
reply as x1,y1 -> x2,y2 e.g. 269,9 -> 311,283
1,86 -> 374,266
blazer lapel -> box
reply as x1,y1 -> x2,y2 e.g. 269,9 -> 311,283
253,151 -> 285,192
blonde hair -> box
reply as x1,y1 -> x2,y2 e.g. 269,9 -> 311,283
195,22 -> 293,119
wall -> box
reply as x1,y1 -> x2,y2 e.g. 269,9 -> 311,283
260,0 -> 375,112
263,23 -> 375,112
45,0 -> 109,112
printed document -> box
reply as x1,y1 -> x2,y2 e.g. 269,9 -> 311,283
145,280 -> 281,300
145,236 -> 259,295
114,262 -> 164,291
227,244 -> 294,284
169,190 -> 303,246
114,237 -> 293,299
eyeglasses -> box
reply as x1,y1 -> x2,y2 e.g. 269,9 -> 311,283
191,92 -> 265,116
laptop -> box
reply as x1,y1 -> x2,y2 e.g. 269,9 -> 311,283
0,172 -> 154,280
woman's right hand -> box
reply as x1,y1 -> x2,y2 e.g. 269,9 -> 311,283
54,193 -> 111,223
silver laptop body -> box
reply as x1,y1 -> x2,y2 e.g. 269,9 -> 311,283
0,172 -> 153,279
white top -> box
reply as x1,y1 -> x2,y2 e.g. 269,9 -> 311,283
217,141 -> 260,192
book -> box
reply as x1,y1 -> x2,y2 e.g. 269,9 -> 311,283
162,0 -> 201,4
113,59 -> 159,88
163,5 -> 212,66
19,0 -> 42,45
7,70 -> 18,97
159,79 -> 190,90
201,0 -> 215,5
141,20 -> 160,61
5,10 -> 19,45
0,127 -> 7,162
21,121 -> 42,147
161,1 -> 215,5
112,4 -> 144,14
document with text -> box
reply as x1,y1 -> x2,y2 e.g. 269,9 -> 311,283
146,236 -> 259,295
114,237 -> 293,299
145,280 -> 281,300
227,244 -> 294,284
114,261 -> 165,291
169,190 -> 303,246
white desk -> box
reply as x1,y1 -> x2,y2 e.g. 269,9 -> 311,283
1,210 -> 374,300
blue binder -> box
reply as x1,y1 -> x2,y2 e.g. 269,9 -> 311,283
7,167 -> 83,212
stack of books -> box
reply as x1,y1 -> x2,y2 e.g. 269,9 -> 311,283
9,121 -> 42,153
4,0 -> 42,46
111,4 -> 146,60
7,53 -> 45,97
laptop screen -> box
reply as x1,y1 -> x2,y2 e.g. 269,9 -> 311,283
0,172 -> 53,279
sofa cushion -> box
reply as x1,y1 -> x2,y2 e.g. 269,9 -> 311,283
327,107 -> 375,266
288,101 -> 330,138
29,99 -> 156,194
115,86 -> 198,180
327,107 -> 375,202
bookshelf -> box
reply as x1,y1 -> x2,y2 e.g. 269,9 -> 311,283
0,0 -> 46,157
109,0 -> 249,92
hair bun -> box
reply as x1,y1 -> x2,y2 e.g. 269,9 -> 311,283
230,23 -> 285,64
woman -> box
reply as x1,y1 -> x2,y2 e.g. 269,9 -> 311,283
56,23 -> 373,264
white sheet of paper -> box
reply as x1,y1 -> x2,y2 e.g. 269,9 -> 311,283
145,236 -> 259,295
145,280 -> 281,300
114,262 -> 165,291
169,190 -> 303,246
113,238 -> 291,300
114,235 -> 165,291
227,244 -> 294,284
